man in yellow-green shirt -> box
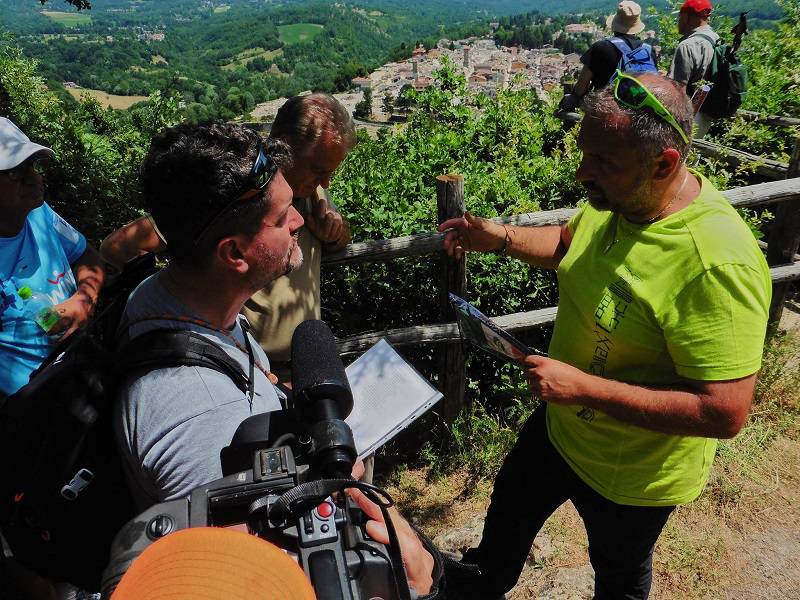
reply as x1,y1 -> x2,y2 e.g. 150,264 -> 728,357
440,72 -> 770,600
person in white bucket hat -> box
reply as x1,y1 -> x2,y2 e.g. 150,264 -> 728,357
0,117 -> 104,397
560,1 -> 657,111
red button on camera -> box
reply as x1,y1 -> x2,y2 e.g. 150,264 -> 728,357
317,501 -> 334,518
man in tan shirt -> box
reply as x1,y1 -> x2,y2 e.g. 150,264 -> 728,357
243,95 -> 355,376
101,94 -> 355,379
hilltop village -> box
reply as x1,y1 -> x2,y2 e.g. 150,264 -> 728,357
252,27 -> 656,123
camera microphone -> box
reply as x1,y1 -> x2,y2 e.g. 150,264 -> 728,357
291,320 -> 356,478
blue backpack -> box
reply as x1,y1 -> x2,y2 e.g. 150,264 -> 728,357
608,37 -> 657,82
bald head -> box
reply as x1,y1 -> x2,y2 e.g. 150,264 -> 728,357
582,73 -> 693,163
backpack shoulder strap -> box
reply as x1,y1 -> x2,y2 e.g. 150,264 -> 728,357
607,37 -> 632,53
118,329 -> 250,394
691,32 -> 721,47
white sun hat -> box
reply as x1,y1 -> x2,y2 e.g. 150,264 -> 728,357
0,117 -> 55,171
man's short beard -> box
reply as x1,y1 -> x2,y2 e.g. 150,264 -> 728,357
248,236 -> 303,291
587,166 -> 654,218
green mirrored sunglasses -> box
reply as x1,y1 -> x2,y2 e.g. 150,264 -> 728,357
613,70 -> 690,145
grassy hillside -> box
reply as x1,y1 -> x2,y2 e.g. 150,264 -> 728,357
278,22 -> 324,45
40,11 -> 92,27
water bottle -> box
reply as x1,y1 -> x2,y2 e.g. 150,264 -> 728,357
691,84 -> 712,116
18,286 -> 60,334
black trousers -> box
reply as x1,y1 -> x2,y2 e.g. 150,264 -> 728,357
471,405 -> 675,600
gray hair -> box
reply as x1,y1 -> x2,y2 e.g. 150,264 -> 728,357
582,74 -> 693,163
270,93 -> 357,156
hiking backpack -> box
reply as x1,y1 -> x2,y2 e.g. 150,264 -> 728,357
695,33 -> 748,118
608,37 -> 658,81
0,255 -> 256,591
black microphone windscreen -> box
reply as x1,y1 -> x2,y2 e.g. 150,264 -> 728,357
291,320 -> 352,416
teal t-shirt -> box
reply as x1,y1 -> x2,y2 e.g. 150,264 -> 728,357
0,202 -> 86,395
547,172 -> 771,506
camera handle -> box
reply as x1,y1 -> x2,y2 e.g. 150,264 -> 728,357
250,478 -> 412,600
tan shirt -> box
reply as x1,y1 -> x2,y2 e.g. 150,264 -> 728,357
241,193 -> 323,365
668,25 -> 720,96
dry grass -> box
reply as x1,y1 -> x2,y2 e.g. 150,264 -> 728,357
66,88 -> 148,110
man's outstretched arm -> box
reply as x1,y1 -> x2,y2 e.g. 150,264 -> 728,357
439,211 -> 572,269
100,215 -> 167,268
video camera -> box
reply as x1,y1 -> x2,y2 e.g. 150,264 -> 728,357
101,320 -> 419,600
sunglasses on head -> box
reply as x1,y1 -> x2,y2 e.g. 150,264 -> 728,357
612,70 -> 690,145
194,141 -> 278,244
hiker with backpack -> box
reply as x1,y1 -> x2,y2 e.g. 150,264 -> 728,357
100,94 -> 354,385
559,1 -> 657,112
113,121 -> 436,596
0,118 -> 105,399
669,0 -> 720,137
115,124 -> 297,509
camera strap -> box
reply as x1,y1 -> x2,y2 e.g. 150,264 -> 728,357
257,478 -> 412,600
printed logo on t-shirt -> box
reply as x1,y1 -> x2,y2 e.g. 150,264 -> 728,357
589,277 -> 633,377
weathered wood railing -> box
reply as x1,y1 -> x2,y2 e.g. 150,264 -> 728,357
691,108 -> 798,180
737,110 -> 800,129
324,167 -> 800,418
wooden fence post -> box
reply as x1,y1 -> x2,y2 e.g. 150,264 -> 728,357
437,174 -> 467,423
767,135 -> 800,325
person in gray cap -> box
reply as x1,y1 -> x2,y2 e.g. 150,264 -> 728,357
0,117 -> 104,397
560,1 -> 657,111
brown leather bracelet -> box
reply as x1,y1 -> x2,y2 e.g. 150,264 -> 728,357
493,224 -> 512,255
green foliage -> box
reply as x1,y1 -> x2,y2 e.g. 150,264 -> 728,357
38,0 -> 91,9
494,11 -> 598,54
421,396 -> 538,481
353,87 -> 372,119
324,61 -> 579,408
0,39 -> 180,243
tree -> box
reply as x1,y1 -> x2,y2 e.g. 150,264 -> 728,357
396,84 -> 414,113
381,93 -> 394,116
353,88 -> 372,119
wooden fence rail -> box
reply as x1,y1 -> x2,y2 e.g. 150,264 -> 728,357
337,264 -> 800,357
738,110 -> 800,129
693,139 -> 788,179
324,177 -> 800,267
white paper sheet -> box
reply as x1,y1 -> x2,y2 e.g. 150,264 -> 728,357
344,339 -> 443,458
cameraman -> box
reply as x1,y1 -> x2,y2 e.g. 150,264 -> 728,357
114,122 -> 436,595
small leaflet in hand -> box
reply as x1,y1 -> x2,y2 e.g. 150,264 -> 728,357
449,293 -> 543,364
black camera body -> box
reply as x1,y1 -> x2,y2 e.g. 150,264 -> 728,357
102,444 -> 400,600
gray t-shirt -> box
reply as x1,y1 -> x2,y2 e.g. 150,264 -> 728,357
115,271 -> 284,510
668,25 -> 720,95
